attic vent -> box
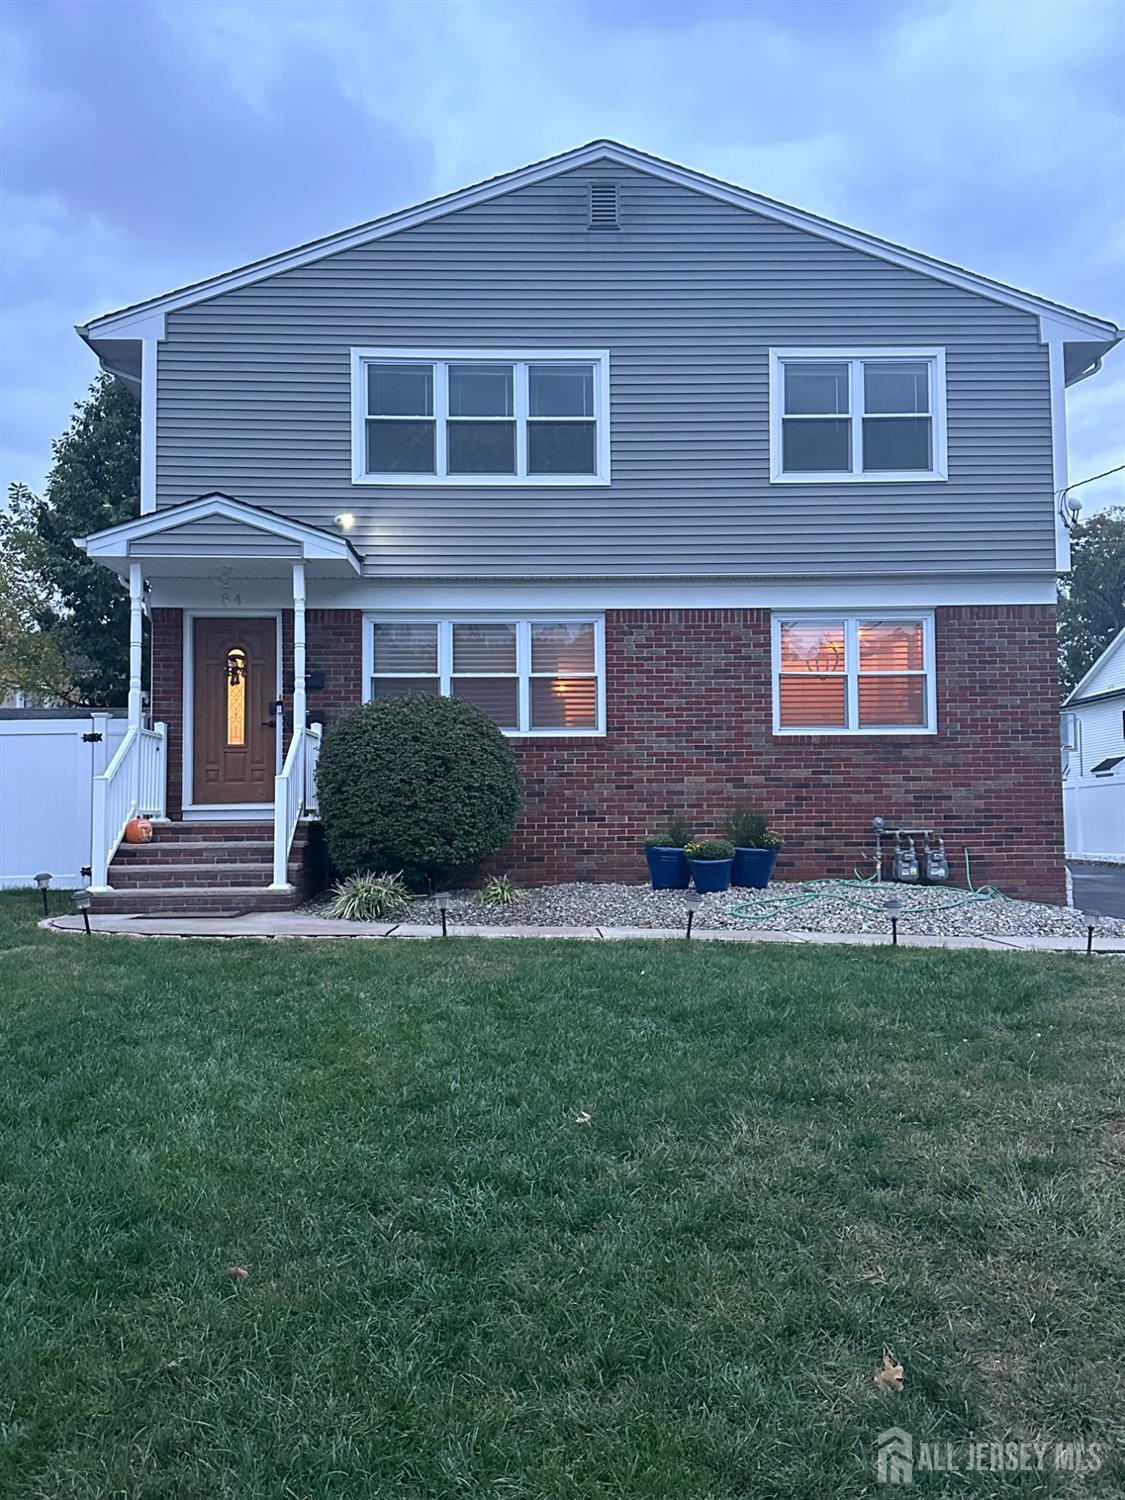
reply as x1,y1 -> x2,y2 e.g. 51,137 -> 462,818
588,182 -> 619,230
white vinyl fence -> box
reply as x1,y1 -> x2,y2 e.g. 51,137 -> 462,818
0,712 -> 129,889
1064,777 -> 1125,862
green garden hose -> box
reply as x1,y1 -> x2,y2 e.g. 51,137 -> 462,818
729,861 -> 1008,925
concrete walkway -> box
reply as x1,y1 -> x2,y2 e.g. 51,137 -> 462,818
39,913 -> 1125,953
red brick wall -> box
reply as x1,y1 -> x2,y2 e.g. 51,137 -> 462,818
151,604 -> 1065,902
281,609 -> 365,749
151,608 -> 185,815
501,605 -> 1065,902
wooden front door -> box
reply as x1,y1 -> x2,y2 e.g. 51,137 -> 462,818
192,617 -> 277,804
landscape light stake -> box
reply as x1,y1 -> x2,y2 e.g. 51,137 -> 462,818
1083,911 -> 1099,957
685,890 -> 701,940
34,872 -> 51,917
884,896 -> 902,947
435,891 -> 450,938
72,888 -> 92,936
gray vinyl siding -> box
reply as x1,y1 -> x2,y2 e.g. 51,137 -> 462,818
128,516 -> 301,558
155,163 -> 1055,579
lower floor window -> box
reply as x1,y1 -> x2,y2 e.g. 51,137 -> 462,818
368,617 -> 603,734
773,613 -> 935,733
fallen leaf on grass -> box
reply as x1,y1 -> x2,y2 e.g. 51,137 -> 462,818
575,1111 -> 592,1125
227,1265 -> 249,1280
860,1267 -> 888,1285
874,1352 -> 905,1392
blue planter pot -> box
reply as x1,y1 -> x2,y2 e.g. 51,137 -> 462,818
689,857 -> 734,894
732,847 -> 776,889
646,845 -> 690,890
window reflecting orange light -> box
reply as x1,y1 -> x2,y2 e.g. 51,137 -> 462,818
226,648 -> 247,746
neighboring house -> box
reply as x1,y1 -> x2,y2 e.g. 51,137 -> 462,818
1062,627 -> 1125,860
74,140 -> 1122,913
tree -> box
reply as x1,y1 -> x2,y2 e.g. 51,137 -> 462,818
1057,506 -> 1125,696
0,499 -> 71,702
4,375 -> 141,704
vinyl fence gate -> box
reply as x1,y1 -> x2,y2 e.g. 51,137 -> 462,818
0,711 -> 129,889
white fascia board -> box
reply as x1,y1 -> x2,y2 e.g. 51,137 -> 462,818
145,572 -> 1059,612
76,493 -> 359,568
80,141 -> 1120,343
1048,340 -> 1071,573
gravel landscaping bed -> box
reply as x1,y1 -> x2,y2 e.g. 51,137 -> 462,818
306,880 -> 1125,939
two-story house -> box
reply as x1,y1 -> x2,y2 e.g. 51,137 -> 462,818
74,141 -> 1121,913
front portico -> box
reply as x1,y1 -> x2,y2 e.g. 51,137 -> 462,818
77,493 -> 361,896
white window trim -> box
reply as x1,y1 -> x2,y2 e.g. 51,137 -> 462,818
771,611 -> 937,736
351,348 -> 611,486
768,348 -> 947,484
362,613 -> 607,737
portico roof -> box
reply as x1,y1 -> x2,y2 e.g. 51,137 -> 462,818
75,492 -> 362,581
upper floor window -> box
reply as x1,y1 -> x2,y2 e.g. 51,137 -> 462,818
769,349 -> 947,483
351,349 -> 610,485
772,613 -> 936,734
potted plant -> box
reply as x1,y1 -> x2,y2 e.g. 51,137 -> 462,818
725,807 -> 784,889
684,838 -> 735,893
645,819 -> 693,890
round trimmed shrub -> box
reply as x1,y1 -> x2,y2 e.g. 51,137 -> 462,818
317,694 -> 521,889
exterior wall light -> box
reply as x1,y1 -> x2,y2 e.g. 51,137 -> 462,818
435,891 -> 451,937
335,512 -> 356,531
34,872 -> 51,916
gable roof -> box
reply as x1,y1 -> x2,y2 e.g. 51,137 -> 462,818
1065,626 -> 1125,705
76,492 -> 362,570
79,140 -> 1120,352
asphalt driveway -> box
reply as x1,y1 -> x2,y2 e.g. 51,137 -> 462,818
1069,863 -> 1125,920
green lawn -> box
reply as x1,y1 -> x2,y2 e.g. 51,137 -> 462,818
1,891 -> 1123,1498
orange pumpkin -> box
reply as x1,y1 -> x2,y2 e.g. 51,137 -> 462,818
125,816 -> 153,844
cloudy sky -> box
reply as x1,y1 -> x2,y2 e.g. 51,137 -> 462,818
1,0 -> 1122,513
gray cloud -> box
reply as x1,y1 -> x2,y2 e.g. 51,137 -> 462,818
1,0 -> 1121,509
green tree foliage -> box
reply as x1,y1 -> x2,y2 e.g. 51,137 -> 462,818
1058,506 -> 1125,695
0,501 -> 71,702
5,375 -> 141,705
317,694 -> 521,889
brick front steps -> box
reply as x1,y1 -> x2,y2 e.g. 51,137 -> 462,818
91,820 -> 324,916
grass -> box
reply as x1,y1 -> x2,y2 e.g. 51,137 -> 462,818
1,890 -> 1123,1498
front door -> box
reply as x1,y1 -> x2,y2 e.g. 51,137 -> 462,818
192,617 -> 277,804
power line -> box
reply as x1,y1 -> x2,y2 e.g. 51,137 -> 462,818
1058,463 -> 1125,497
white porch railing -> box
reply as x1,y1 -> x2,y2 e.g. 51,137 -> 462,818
272,724 -> 322,888
90,721 -> 167,890
138,724 -> 168,820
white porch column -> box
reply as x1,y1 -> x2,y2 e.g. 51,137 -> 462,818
127,562 -> 144,729
292,560 -> 307,736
